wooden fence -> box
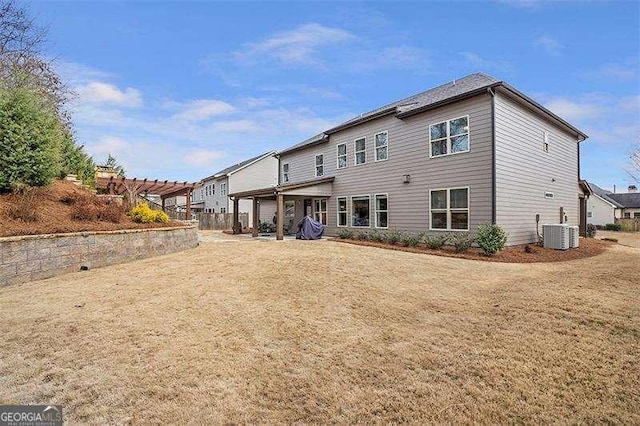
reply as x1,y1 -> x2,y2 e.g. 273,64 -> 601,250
167,211 -> 249,230
616,218 -> 640,232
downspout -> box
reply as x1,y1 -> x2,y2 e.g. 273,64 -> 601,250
488,87 -> 496,224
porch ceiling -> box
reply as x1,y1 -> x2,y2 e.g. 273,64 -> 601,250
228,176 -> 335,199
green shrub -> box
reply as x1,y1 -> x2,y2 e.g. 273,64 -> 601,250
258,220 -> 276,233
449,232 -> 475,253
586,223 -> 597,238
336,229 -> 354,239
383,230 -> 402,245
400,233 -> 421,247
604,223 -> 621,231
369,229 -> 386,243
355,230 -> 369,241
476,223 -> 508,256
424,233 -> 449,249
0,85 -> 64,192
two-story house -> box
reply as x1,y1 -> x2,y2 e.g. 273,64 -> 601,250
199,151 -> 278,228
229,73 -> 587,245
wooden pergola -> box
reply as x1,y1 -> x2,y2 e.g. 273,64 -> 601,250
96,176 -> 199,219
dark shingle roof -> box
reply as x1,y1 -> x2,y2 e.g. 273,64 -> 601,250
279,73 -> 497,155
589,182 -> 624,208
278,72 -> 587,156
607,192 -> 640,208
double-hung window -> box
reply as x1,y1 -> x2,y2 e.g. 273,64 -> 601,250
337,143 -> 347,169
430,188 -> 469,230
315,154 -> 324,177
374,131 -> 388,162
282,163 -> 290,183
375,194 -> 388,228
354,138 -> 366,165
212,184 -> 215,195
221,183 -> 227,196
314,199 -> 327,224
352,195 -> 370,227
429,116 -> 470,157
337,197 -> 348,227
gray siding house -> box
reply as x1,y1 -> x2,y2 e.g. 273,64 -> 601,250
230,74 -> 588,245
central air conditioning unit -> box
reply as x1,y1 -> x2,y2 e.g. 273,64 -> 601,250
543,224 -> 570,250
568,225 -> 580,248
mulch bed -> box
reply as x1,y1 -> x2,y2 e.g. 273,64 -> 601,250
0,180 -> 184,238
331,237 -> 612,263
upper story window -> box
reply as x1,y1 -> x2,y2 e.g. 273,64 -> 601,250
337,143 -> 347,169
375,131 -> 388,162
315,154 -> 324,177
212,183 -> 215,195
221,183 -> 227,196
429,116 -> 470,157
282,163 -> 290,183
354,138 -> 366,165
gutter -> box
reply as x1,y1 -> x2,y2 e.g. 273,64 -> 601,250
488,87 -> 497,224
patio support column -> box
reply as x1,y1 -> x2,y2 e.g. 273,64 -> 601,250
276,193 -> 284,241
232,197 -> 241,234
252,197 -> 259,237
186,190 -> 192,220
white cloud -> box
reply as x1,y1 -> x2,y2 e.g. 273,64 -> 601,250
75,82 -> 143,107
534,35 -> 564,56
459,52 -> 512,74
236,23 -> 356,65
207,120 -> 259,133
544,98 -> 601,121
86,136 -> 129,158
583,63 -> 637,81
170,99 -> 235,122
183,149 -> 227,168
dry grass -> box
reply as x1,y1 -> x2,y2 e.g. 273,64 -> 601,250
0,232 -> 638,423
598,230 -> 640,248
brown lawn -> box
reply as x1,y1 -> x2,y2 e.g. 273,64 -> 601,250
0,232 -> 638,423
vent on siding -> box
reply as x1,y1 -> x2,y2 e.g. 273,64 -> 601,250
545,192 -> 554,199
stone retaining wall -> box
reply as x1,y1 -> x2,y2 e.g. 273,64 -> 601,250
0,226 -> 198,286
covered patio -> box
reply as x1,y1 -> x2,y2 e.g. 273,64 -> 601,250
228,177 -> 334,239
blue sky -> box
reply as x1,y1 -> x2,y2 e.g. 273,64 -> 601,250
26,0 -> 639,190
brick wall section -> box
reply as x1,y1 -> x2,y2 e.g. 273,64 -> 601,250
0,226 -> 198,286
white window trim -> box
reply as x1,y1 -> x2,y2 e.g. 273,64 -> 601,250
354,137 -> 366,166
374,131 -> 389,163
337,143 -> 347,169
336,196 -> 348,227
282,163 -> 290,183
313,198 -> 328,225
315,153 -> 324,177
428,115 -> 471,158
351,194 -> 371,228
428,186 -> 470,231
374,193 -> 389,229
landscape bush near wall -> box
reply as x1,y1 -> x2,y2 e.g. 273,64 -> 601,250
0,226 -> 198,286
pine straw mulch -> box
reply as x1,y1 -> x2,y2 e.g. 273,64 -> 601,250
0,180 -> 184,237
331,237 -> 612,263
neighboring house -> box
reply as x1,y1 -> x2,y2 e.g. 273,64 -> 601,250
583,182 -> 622,225
165,191 -> 205,213
230,73 -> 588,245
199,152 -> 278,227
607,186 -> 640,219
